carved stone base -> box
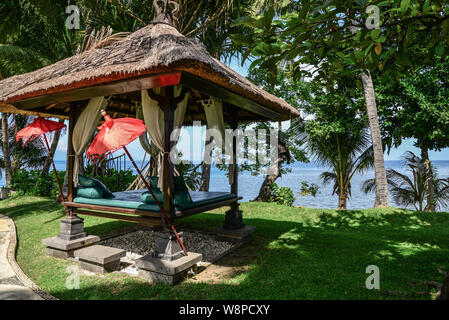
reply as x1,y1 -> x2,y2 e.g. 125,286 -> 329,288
136,252 -> 202,285
57,218 -> 86,241
42,218 -> 99,259
223,208 -> 245,230
135,229 -> 202,284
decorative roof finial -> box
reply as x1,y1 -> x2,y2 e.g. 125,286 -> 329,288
152,0 -> 179,27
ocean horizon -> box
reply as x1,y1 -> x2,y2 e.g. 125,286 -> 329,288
2,160 -> 449,211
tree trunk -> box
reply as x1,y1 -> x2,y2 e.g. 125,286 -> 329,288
253,126 -> 290,202
361,71 -> 389,208
338,195 -> 347,210
1,113 -> 12,187
199,162 -> 211,191
42,119 -> 65,174
420,145 -> 436,212
254,163 -> 281,202
199,135 -> 213,191
439,271 -> 449,300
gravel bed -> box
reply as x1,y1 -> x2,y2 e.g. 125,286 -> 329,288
101,229 -> 234,263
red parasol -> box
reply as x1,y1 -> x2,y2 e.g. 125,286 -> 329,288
86,110 -> 188,256
16,117 -> 67,213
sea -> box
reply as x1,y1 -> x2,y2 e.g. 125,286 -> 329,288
2,160 -> 449,210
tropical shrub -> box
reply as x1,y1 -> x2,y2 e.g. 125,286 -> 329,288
362,152 -> 449,211
87,169 -> 136,193
11,169 -> 63,197
299,181 -> 319,197
269,183 -> 295,207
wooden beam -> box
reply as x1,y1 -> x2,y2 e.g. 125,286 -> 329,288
229,111 -> 240,212
0,103 -> 67,119
161,86 -> 176,218
67,107 -> 76,202
74,209 -> 163,227
63,202 -> 163,218
176,197 -> 242,218
180,72 -> 279,120
13,72 -> 182,109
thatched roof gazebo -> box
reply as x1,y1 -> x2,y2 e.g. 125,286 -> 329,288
0,0 -> 299,282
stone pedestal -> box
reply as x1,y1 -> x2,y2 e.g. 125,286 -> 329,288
223,208 -> 245,230
42,218 -> 99,259
215,207 -> 256,243
58,218 -> 86,241
135,229 -> 202,285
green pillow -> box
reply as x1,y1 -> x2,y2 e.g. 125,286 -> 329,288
146,176 -> 192,208
173,176 -> 193,208
141,190 -> 164,204
78,174 -> 114,199
148,176 -> 160,192
76,187 -> 104,199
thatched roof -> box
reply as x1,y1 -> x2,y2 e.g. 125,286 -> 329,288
0,22 -> 299,122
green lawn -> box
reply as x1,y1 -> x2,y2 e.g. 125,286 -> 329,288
1,195 -> 448,300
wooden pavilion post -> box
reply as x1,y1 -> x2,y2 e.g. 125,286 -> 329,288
162,85 -> 176,217
214,106 -> 256,241
67,106 -> 76,204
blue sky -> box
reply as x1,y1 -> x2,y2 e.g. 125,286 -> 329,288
53,59 -> 449,162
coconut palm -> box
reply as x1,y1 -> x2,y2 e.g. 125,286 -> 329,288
309,129 -> 374,210
0,115 -> 48,178
362,152 -> 449,211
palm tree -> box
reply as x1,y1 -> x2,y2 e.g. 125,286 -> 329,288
309,129 -> 374,210
361,71 -> 389,208
0,1 -> 84,186
0,115 -> 47,179
362,152 -> 449,211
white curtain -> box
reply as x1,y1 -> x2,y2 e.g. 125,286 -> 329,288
72,96 -> 108,186
141,85 -> 189,189
203,97 -> 233,184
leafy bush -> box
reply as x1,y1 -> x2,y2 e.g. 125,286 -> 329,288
299,181 -> 319,197
88,169 -> 136,193
11,168 -> 136,198
11,169 -> 64,198
269,183 -> 296,207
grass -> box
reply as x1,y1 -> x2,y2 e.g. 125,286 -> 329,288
1,195 -> 449,300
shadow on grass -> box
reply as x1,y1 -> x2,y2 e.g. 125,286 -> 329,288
3,199 -> 449,300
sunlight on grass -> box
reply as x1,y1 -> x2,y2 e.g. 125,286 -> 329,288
388,241 -> 439,257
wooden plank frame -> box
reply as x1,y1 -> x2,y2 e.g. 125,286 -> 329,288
62,196 -> 242,225
73,209 -> 163,227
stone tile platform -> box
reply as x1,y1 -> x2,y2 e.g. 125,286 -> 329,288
214,225 -> 256,243
74,245 -> 125,274
42,235 -> 100,259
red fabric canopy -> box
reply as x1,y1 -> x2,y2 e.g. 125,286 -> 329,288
86,111 -> 146,159
16,117 -> 66,146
